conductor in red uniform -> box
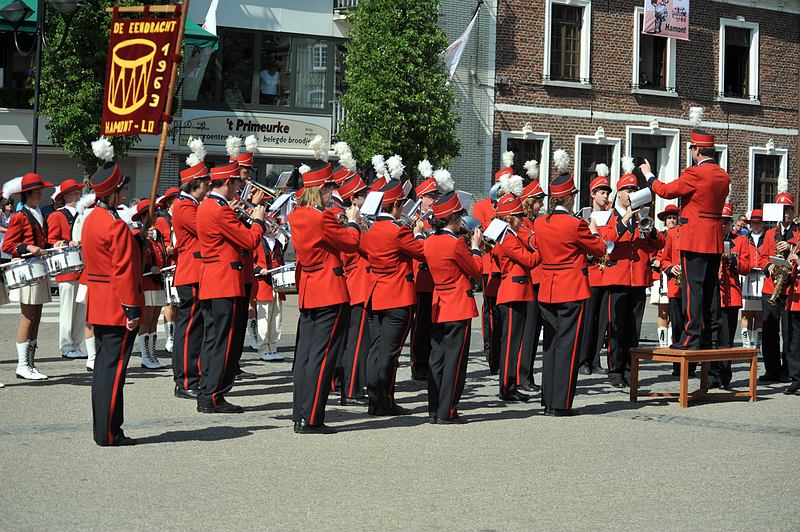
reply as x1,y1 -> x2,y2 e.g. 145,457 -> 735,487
195,162 -> 266,414
82,160 -> 143,446
423,191 -> 483,424
645,129 -> 730,349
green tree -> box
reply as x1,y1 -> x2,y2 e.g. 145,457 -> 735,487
38,0 -> 169,174
339,0 -> 460,182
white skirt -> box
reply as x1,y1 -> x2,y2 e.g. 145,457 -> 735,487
9,278 -> 52,305
144,289 -> 166,307
650,279 -> 669,305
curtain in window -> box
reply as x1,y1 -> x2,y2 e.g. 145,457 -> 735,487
294,38 -> 328,109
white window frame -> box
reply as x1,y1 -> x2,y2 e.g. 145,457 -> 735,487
574,134 -> 622,210
717,18 -> 760,105
748,144 -> 789,211
311,43 -> 327,71
631,7 -> 677,97
625,125 -> 681,228
500,129 -> 551,191
543,0 -> 592,89
685,142 -> 729,171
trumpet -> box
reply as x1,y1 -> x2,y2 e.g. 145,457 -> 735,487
638,216 -> 654,239
241,180 -> 284,202
460,215 -> 493,252
597,240 -> 615,270
338,212 -> 373,231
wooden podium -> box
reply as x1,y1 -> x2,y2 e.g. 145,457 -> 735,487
629,347 -> 759,408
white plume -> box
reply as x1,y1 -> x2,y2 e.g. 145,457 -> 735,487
308,134 -> 329,162
186,136 -> 206,166
508,175 -> 524,197
91,136 -> 115,163
622,156 -> 636,174
76,192 -> 96,215
371,154 -> 387,177
523,159 -> 539,180
595,163 -> 610,177
2,176 -> 22,198
689,106 -> 704,127
417,159 -> 434,179
553,149 -> 570,173
51,185 -> 61,202
340,152 -> 358,173
244,134 -> 258,153
433,168 -> 454,193
332,141 -> 351,157
501,151 -> 514,168
498,175 -> 510,195
298,164 -> 311,175
186,152 -> 202,168
778,173 -> 789,194
387,154 -> 405,180
225,135 -> 240,159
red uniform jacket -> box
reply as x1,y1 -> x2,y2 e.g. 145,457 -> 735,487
495,229 -> 540,305
759,225 -> 797,296
153,213 -> 175,267
2,207 -> 48,257
253,237 -> 286,303
598,210 -> 665,287
519,217 -> 542,285
473,197 -> 498,278
134,230 -> 168,293
342,249 -> 370,306
288,205 -> 360,309
46,207 -> 81,282
81,206 -> 143,326
196,193 -> 264,300
656,226 -> 682,298
172,194 -> 202,287
533,211 -> 607,304
719,233 -> 752,308
360,215 -> 425,310
650,160 -> 730,254
424,230 -> 482,323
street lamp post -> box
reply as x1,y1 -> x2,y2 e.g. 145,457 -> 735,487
0,0 -> 84,172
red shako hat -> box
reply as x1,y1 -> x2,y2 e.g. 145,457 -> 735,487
496,193 -> 523,216
432,191 -> 463,219
338,174 -> 367,200
549,173 -> 577,199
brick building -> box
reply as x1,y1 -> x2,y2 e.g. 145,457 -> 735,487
492,0 -> 800,220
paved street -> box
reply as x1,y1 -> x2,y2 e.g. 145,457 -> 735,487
1,295 -> 799,530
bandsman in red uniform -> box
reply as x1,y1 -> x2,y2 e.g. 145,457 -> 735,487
47,179 -> 87,360
741,209 -> 765,349
252,222 -> 286,363
655,205 -> 688,376
784,224 -> 800,395
171,158 -> 211,399
758,193 -> 796,383
195,162 -> 266,414
423,191 -> 482,424
645,129 -> 730,349
361,178 -> 426,415
600,170 -> 665,388
288,163 -> 361,433
2,173 -> 54,380
534,170 -> 606,416
154,187 -> 180,353
715,203 -> 752,388
494,193 -> 540,402
82,151 -> 143,446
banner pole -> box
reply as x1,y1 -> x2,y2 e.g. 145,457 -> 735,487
148,0 -> 190,225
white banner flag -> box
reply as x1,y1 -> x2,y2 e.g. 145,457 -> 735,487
183,0 -> 219,100
442,4 -> 481,82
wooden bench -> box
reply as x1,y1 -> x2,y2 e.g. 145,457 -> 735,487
629,347 -> 758,408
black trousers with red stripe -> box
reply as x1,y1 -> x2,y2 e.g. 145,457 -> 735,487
92,324 -> 137,446
679,251 -> 721,349
498,301 -> 527,396
410,291 -> 433,378
366,305 -> 412,411
712,306 -> 740,385
339,303 -> 370,399
481,275 -> 501,374
579,286 -> 607,370
427,319 -> 471,420
540,300 -> 585,410
197,297 -> 246,408
172,284 -> 203,391
520,285 -> 542,386
606,286 -> 646,377
293,303 -> 349,425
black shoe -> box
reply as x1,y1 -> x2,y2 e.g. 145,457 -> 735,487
235,369 -> 257,381
543,407 -> 554,416
519,381 -> 541,393
759,372 -> 781,384
98,435 -> 137,447
297,419 -> 337,434
428,416 -> 438,424
368,404 -> 410,416
437,416 -> 468,425
340,394 -> 368,406
411,372 -> 428,382
499,390 -> 530,402
669,342 -> 702,350
293,421 -> 301,433
579,365 -> 591,376
708,375 -> 722,389
551,408 -> 580,417
607,376 -> 629,388
784,382 -> 800,395
174,385 -> 199,400
197,399 -> 244,414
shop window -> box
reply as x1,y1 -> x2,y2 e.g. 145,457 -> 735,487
221,30 -> 255,106
718,19 -> 759,102
259,34 -> 291,106
293,38 -> 328,109
0,33 -> 35,108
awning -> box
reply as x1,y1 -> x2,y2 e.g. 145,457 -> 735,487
0,0 -> 218,49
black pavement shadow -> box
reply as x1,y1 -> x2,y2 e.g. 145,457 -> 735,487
241,400 -> 295,413
228,384 -> 293,397
135,424 -> 277,445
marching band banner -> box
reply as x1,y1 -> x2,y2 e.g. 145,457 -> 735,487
101,13 -> 182,136
643,0 -> 690,41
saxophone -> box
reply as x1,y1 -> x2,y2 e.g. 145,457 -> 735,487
769,227 -> 791,305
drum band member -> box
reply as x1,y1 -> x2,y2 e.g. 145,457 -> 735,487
741,209 -> 765,348
154,187 -> 180,354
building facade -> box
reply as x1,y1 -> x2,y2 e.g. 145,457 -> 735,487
492,0 -> 800,219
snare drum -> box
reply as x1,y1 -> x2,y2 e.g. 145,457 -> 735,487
0,257 -> 48,290
43,246 -> 83,276
742,269 -> 764,311
271,262 -> 296,293
161,266 -> 180,306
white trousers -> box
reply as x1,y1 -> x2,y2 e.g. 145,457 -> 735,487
256,294 -> 282,353
58,280 -> 86,353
